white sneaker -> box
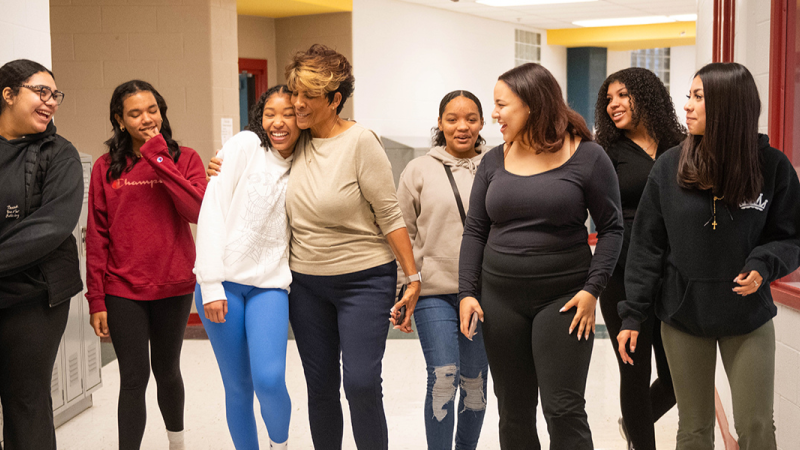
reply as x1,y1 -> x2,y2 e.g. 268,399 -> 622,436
270,439 -> 288,450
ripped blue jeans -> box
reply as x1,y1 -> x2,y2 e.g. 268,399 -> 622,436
415,294 -> 489,450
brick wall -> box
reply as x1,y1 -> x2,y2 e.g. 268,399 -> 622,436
49,0 -> 239,164
0,0 -> 51,68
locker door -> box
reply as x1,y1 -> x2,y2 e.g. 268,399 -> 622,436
51,341 -> 66,411
63,296 -> 84,403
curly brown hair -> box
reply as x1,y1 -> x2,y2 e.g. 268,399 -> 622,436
285,44 -> 354,115
594,67 -> 686,151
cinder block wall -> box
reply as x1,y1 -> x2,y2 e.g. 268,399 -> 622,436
49,0 -> 239,164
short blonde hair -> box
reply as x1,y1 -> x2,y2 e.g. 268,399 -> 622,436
285,44 -> 354,114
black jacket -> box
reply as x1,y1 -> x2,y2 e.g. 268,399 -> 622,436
0,121 -> 84,308
620,135 -> 800,337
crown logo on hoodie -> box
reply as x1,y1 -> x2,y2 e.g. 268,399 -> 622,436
739,193 -> 768,211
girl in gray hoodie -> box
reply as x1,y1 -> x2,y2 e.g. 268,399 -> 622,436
395,91 -> 488,450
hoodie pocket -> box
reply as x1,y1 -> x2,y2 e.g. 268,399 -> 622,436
670,278 -> 773,336
421,257 -> 459,294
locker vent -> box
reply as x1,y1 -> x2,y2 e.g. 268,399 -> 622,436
51,364 -> 60,397
69,354 -> 80,385
87,343 -> 98,373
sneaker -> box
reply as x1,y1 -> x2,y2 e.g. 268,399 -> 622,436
618,417 -> 634,450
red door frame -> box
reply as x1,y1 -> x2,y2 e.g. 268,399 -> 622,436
713,0 -> 736,62
768,0 -> 800,309
768,0 -> 795,153
238,58 -> 269,99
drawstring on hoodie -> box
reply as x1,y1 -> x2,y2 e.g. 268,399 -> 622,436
453,157 -> 478,175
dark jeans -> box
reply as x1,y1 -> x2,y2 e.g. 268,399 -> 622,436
105,293 -> 193,450
481,245 -> 595,450
415,294 -> 488,450
0,298 -> 69,450
599,265 -> 675,450
289,261 -> 396,450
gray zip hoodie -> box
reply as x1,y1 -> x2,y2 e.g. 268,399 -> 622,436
396,146 -> 484,296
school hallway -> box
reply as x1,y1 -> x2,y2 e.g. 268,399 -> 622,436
55,336 -> 732,450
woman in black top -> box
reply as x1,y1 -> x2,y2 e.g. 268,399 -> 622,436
618,63 -> 800,449
458,63 -> 623,449
0,59 -> 83,450
593,67 -> 684,450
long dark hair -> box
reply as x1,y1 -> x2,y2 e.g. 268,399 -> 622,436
0,59 -> 54,115
498,63 -> 592,153
594,67 -> 686,150
431,90 -> 486,152
677,63 -> 762,206
105,80 -> 180,182
244,84 -> 293,149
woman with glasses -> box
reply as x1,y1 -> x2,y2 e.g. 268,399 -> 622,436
0,59 -> 82,450
85,80 -> 207,450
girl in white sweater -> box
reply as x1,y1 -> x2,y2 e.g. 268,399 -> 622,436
194,85 -> 300,450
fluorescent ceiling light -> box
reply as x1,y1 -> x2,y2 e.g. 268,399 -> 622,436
573,15 -> 696,27
477,0 -> 599,6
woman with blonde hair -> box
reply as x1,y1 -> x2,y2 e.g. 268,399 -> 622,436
285,44 -> 420,450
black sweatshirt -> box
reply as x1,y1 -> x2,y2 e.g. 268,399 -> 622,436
620,135 -> 800,337
606,136 -> 670,270
459,141 -> 624,301
0,122 -> 84,308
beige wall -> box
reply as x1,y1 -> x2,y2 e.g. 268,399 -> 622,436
237,15 -> 277,88
275,12 -> 353,119
235,12 -> 353,118
1,0 -> 51,68
50,0 -> 239,164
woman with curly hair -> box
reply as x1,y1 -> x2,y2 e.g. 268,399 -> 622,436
593,67 -> 684,450
195,85 -> 300,450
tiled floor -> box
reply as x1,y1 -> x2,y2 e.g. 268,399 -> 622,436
55,338 -> 730,449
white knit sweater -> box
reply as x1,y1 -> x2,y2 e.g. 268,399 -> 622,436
194,131 -> 293,303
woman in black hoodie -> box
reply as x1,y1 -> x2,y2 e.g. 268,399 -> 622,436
0,59 -> 83,450
618,62 -> 800,449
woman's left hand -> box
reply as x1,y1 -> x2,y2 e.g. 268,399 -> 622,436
733,270 -> 763,296
390,281 -> 420,333
560,289 -> 597,341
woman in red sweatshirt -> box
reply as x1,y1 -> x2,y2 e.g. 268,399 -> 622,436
85,80 -> 207,450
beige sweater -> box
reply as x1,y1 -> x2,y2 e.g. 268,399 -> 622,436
286,123 -> 406,275
396,146 -> 484,296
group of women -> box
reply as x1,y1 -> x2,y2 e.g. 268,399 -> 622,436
1,39 -> 798,450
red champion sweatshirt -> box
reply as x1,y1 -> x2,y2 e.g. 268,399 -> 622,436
85,135 -> 207,314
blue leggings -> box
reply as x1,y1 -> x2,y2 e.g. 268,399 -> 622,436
195,282 -> 291,448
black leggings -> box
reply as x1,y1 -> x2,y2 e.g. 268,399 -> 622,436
481,245 -> 595,450
105,294 -> 192,450
0,298 -> 69,450
599,265 -> 675,450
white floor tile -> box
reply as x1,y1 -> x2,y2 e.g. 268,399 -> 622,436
56,339 -> 732,449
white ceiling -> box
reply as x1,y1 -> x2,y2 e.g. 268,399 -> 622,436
394,0 -> 697,29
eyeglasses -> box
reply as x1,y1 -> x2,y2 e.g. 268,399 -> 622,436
20,84 -> 65,105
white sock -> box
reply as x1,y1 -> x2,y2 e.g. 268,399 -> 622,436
270,438 -> 288,450
167,430 -> 185,450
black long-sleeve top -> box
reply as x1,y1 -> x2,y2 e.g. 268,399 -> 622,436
458,142 -> 624,301
606,136 -> 669,269
620,135 -> 800,337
